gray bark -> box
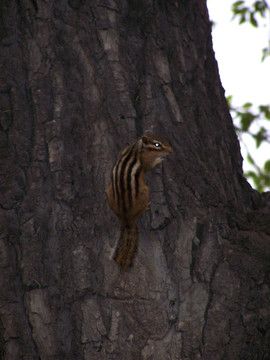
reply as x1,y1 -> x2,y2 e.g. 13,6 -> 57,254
0,0 -> 270,359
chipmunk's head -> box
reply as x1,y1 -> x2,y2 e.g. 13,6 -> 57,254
139,134 -> 172,171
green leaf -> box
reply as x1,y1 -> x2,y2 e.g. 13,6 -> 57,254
264,160 -> 270,173
239,13 -> 247,24
232,0 -> 245,14
245,170 -> 257,178
226,95 -> 233,103
253,176 -> 261,187
242,102 -> 253,109
250,12 -> 258,27
259,105 -> 270,119
255,137 -> 262,148
240,112 -> 256,131
254,1 -> 268,16
210,20 -> 216,29
233,0 -> 245,7
261,44 -> 270,62
264,176 -> 270,187
226,95 -> 233,109
254,127 -> 267,148
247,153 -> 255,165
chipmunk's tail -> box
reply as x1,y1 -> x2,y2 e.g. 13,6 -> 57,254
114,222 -> 138,270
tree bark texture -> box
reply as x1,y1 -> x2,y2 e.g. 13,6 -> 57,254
1,1 -> 270,359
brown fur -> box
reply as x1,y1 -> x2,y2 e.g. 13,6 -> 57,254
113,223 -> 138,270
106,134 -> 172,269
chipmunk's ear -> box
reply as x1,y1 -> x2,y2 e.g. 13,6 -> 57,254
141,135 -> 150,144
138,138 -> 143,148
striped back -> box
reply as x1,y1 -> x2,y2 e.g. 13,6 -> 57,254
111,139 -> 142,216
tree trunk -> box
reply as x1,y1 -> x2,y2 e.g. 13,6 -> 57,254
1,1 -> 270,359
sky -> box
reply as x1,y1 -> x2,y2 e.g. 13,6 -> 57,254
206,0 -> 270,184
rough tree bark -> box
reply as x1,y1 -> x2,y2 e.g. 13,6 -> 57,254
0,0 -> 270,359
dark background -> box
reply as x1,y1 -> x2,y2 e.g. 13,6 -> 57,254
0,0 -> 270,359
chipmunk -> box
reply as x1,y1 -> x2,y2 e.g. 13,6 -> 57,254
106,134 -> 172,270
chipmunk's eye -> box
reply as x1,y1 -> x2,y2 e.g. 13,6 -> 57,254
154,142 -> 161,148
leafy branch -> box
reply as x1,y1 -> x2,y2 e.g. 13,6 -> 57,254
232,0 -> 269,27
232,0 -> 270,60
228,1 -> 270,191
228,96 -> 270,191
